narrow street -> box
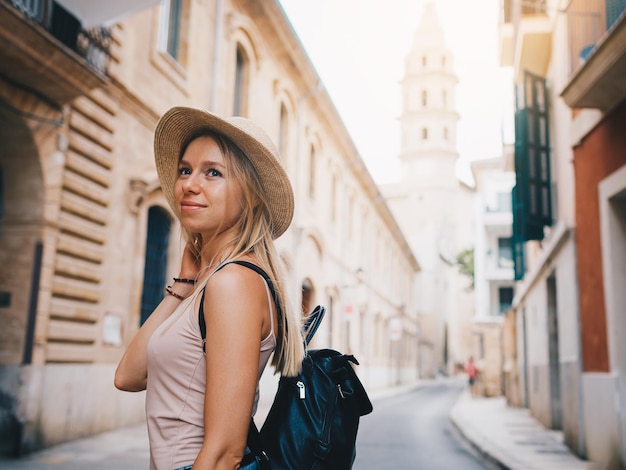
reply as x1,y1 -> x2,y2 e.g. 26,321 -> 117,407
355,379 -> 498,470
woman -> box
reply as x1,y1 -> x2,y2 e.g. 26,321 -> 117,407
115,107 -> 305,470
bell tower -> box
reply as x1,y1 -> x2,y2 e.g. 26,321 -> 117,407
399,2 -> 459,186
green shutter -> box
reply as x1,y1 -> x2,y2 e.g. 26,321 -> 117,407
511,185 -> 526,281
513,72 -> 552,244
524,72 -> 552,238
511,72 -> 553,279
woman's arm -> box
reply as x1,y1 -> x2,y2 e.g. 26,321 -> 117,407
192,264 -> 268,470
114,244 -> 198,392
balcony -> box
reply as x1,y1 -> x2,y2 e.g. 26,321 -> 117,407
0,0 -> 111,104
561,0 -> 626,111
499,0 -> 552,82
514,14 -> 552,82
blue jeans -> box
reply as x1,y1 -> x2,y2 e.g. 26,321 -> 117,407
173,447 -> 261,470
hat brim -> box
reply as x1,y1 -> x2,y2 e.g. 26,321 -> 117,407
154,107 -> 294,239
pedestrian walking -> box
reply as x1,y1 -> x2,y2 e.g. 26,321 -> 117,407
465,356 -> 479,397
114,107 -> 304,470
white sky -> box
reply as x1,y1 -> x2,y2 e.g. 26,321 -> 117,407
278,0 -> 514,185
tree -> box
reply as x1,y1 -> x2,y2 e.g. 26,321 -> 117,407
456,247 -> 474,290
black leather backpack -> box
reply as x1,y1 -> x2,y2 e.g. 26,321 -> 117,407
199,261 -> 373,469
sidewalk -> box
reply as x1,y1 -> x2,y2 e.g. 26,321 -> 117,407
451,390 -> 596,470
0,423 -> 150,469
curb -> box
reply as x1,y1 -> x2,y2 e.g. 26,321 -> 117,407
449,396 -> 511,470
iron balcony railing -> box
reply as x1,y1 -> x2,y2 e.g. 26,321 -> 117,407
6,0 -> 112,76
565,0 -> 626,77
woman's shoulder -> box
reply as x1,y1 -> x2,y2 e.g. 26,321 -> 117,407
204,258 -> 267,301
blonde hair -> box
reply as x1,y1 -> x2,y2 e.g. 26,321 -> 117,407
180,131 -> 305,377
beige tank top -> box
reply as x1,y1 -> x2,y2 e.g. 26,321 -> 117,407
145,275 -> 276,470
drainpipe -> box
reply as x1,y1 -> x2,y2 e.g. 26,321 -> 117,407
209,0 -> 224,112
22,240 -> 43,364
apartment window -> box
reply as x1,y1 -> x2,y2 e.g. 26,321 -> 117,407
308,145 -> 316,198
422,90 -> 428,107
443,127 -> 448,141
422,55 -> 427,67
159,0 -> 183,60
498,287 -> 514,314
442,90 -> 447,107
422,127 -> 428,140
234,45 -> 249,116
278,103 -> 288,160
498,237 -> 514,268
442,56 -> 446,67
497,192 -> 512,212
140,206 -> 172,325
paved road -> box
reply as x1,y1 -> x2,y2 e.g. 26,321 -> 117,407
354,379 -> 499,469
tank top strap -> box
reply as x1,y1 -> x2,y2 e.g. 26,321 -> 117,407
262,279 -> 275,337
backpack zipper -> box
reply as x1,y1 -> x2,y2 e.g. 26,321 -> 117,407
296,380 -> 305,399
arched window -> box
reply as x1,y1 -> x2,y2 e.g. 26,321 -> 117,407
278,103 -> 288,160
234,45 -> 249,116
422,127 -> 428,140
301,277 -> 314,318
140,206 -> 172,325
422,90 -> 428,107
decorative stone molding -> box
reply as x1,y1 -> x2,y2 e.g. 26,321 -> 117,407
128,178 -> 149,215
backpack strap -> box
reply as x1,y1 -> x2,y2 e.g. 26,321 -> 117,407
303,305 -> 326,347
198,260 -> 282,353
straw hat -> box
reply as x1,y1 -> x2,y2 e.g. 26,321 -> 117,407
154,107 -> 294,239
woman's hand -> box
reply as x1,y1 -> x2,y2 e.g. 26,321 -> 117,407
114,239 -> 199,392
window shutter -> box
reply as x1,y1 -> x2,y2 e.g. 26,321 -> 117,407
513,72 -> 552,244
524,72 -> 552,238
606,0 -> 626,30
511,72 -> 553,279
511,185 -> 526,281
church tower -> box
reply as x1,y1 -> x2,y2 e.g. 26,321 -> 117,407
381,3 -> 475,378
400,2 -> 459,188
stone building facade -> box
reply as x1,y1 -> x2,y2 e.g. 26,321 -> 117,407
0,0 -> 420,455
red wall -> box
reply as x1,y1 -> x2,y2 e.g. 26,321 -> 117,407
573,100 -> 626,372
